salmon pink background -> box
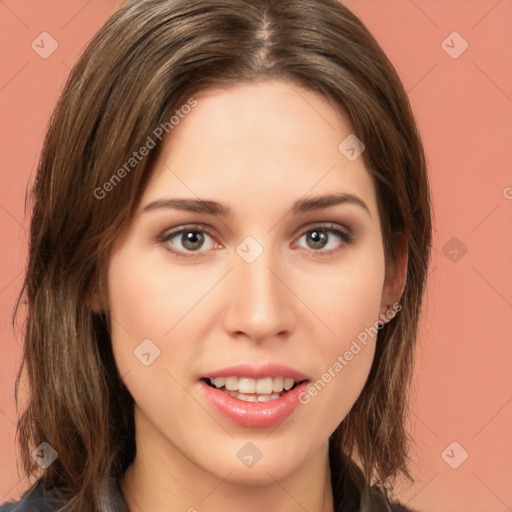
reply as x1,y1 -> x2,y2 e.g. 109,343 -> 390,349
1,1 -> 511,510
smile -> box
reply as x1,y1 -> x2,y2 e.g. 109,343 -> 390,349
204,376 -> 303,402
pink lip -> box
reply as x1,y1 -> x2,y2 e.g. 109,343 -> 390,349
198,379 -> 309,428
201,362 -> 311,381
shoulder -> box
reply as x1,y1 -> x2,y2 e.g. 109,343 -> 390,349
0,480 -> 51,512
367,485 -> 419,512
329,448 -> 419,512
0,479 -> 63,512
0,477 -> 128,512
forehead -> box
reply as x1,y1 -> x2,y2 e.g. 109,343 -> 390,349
140,80 -> 379,220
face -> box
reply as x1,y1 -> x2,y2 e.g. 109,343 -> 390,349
106,79 -> 395,486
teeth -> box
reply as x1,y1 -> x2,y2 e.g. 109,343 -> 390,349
257,393 -> 280,402
224,376 -> 239,391
256,377 -> 273,394
222,389 -> 283,401
208,376 -> 300,394
284,378 -> 295,391
272,377 -> 284,392
238,378 -> 256,394
214,377 -> 225,388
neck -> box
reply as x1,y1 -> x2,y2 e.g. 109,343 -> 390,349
120,409 -> 335,512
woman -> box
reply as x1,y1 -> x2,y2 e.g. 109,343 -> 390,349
1,0 -> 432,510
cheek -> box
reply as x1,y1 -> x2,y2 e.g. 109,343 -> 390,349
299,247 -> 384,423
106,242 -> 213,394
311,244 -> 385,348
107,243 -> 203,339
105,248 -> 193,422
105,243 -> 170,381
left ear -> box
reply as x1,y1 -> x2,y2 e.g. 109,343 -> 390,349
379,233 -> 408,320
85,275 -> 105,314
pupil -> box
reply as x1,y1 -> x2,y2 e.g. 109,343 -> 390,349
184,231 -> 203,250
309,230 -> 327,249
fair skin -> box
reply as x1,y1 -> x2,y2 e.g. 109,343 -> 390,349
104,79 -> 403,512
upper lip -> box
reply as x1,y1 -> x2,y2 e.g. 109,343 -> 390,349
201,363 -> 311,381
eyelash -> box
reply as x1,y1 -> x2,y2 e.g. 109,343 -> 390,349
155,223 -> 354,260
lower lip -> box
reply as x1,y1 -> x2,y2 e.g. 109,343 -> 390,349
198,380 -> 309,428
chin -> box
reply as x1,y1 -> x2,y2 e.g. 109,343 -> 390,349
194,438 -> 316,486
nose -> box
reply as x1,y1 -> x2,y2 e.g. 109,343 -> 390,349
222,245 -> 295,344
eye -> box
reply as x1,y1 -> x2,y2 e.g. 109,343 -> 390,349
294,224 -> 354,256
157,225 -> 219,259
156,223 -> 354,260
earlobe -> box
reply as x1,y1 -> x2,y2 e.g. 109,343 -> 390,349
379,235 -> 408,322
89,294 -> 102,313
87,285 -> 103,314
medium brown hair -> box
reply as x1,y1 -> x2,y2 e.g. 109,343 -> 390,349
13,0 -> 432,509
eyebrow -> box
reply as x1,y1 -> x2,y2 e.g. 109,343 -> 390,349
142,192 -> 371,218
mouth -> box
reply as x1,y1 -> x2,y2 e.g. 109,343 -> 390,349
201,376 -> 307,403
198,363 -> 312,428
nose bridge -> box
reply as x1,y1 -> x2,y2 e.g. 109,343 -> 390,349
223,240 -> 294,341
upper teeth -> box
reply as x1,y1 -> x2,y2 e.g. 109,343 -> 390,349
209,376 -> 296,394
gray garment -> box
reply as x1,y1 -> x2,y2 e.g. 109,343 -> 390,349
0,478 -> 127,512
0,477 -> 414,512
